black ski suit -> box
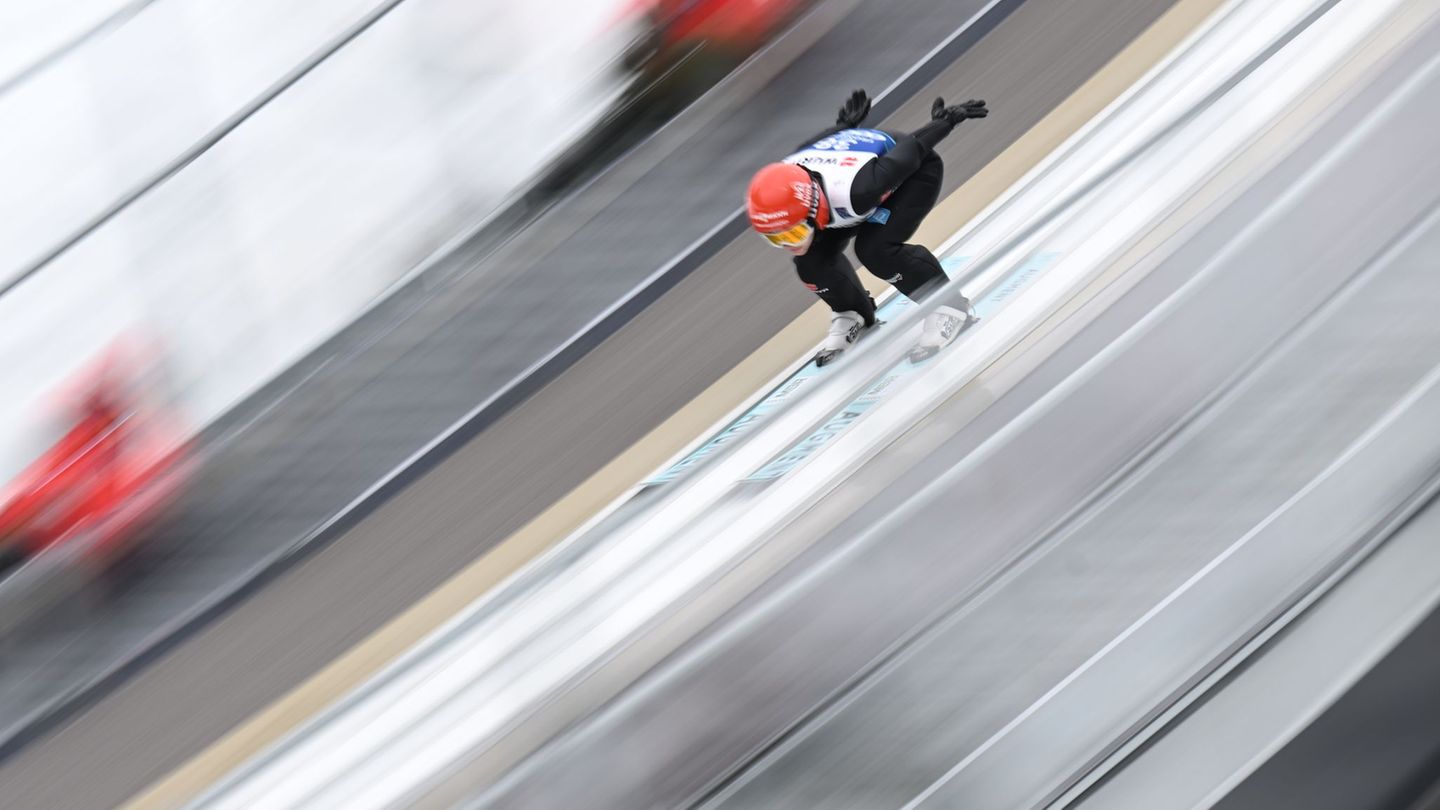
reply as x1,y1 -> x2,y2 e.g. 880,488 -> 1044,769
789,117 -> 960,325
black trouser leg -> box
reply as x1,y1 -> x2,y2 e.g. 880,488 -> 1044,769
854,151 -> 948,302
793,229 -> 878,325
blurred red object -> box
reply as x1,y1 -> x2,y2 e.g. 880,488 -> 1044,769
646,0 -> 807,52
0,342 -> 195,586
617,0 -> 811,64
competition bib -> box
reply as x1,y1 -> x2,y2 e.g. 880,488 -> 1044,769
783,129 -> 896,228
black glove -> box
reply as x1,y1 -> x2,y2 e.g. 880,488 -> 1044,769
836,89 -> 871,127
931,97 -> 988,125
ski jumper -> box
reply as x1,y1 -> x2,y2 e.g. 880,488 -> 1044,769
785,118 -> 957,325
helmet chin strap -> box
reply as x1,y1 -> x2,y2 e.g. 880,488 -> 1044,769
803,169 -> 822,229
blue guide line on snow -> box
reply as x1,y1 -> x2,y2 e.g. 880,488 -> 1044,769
644,254 -> 974,486
743,251 -> 1059,482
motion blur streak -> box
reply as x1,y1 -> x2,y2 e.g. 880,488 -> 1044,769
10,0 -> 1440,809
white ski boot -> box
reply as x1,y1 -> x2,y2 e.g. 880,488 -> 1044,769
907,302 -> 977,364
815,310 -> 871,367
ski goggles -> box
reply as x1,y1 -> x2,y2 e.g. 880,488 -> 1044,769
761,221 -> 814,249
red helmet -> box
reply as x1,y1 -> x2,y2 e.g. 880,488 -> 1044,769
746,163 -> 829,249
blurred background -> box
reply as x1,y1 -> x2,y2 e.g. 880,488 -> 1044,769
1,0 -> 1440,808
